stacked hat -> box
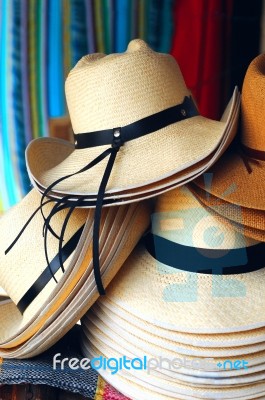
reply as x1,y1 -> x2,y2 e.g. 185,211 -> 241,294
0,189 -> 149,358
81,186 -> 265,400
189,53 -> 265,242
25,39 -> 240,207
0,38 -> 240,361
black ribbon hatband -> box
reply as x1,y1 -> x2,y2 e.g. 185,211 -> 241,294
74,96 -> 199,149
145,233 -> 265,275
6,96 -> 199,309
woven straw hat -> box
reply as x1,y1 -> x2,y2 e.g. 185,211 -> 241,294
25,39 -> 239,201
30,85 -> 240,208
194,53 -> 265,210
91,186 -> 265,334
0,189 -> 149,356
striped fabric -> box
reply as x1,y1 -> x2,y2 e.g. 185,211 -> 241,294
0,326 -> 129,400
0,0 -> 176,212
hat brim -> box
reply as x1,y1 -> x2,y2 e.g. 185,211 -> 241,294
188,187 -> 265,242
98,241 -> 265,334
85,305 -> 265,359
0,190 -> 149,354
81,335 -> 265,399
82,314 -> 265,381
96,299 -> 265,348
194,151 -> 265,210
25,89 -> 239,197
188,184 -> 265,230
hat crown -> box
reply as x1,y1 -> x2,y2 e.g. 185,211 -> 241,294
241,54 -> 265,151
65,39 -> 190,134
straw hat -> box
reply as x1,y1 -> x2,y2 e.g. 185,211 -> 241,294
0,189 -> 149,356
25,39 -> 239,200
194,53 -> 265,210
80,186 -> 265,399
91,186 -> 265,334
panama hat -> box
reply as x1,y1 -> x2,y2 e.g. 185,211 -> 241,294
0,200 -> 149,359
194,53 -> 265,210
79,186 -> 265,399
0,189 -> 149,357
30,84 -> 240,208
87,186 -> 265,334
26,39 -> 239,204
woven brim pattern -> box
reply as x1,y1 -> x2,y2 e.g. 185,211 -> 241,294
188,184 -> 265,242
194,151 -> 265,210
0,189 -> 150,357
189,184 -> 265,231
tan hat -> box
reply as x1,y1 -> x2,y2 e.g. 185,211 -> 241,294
25,39 -> 239,203
194,54 -> 265,210
188,183 -> 265,242
0,189 -> 149,356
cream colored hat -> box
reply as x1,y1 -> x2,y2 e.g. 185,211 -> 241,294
26,39 -> 239,204
91,186 -> 265,334
194,53 -> 265,210
0,189 -> 149,356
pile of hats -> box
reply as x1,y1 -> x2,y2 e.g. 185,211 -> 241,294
80,51 -> 265,399
188,52 -> 265,242
0,39 -> 264,400
81,186 -> 265,400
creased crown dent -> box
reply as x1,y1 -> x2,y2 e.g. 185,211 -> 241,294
64,39 -> 188,133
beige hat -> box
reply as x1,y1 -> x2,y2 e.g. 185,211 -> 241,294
30,84 -> 240,208
0,189 -> 149,356
88,186 -> 265,334
79,185 -> 265,399
25,39 -> 239,204
194,53 -> 265,210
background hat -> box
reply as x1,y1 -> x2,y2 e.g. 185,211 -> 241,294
26,39 -> 239,202
188,183 -> 265,242
91,186 -> 265,334
80,185 -> 265,399
0,189 -> 150,357
194,53 -> 265,210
